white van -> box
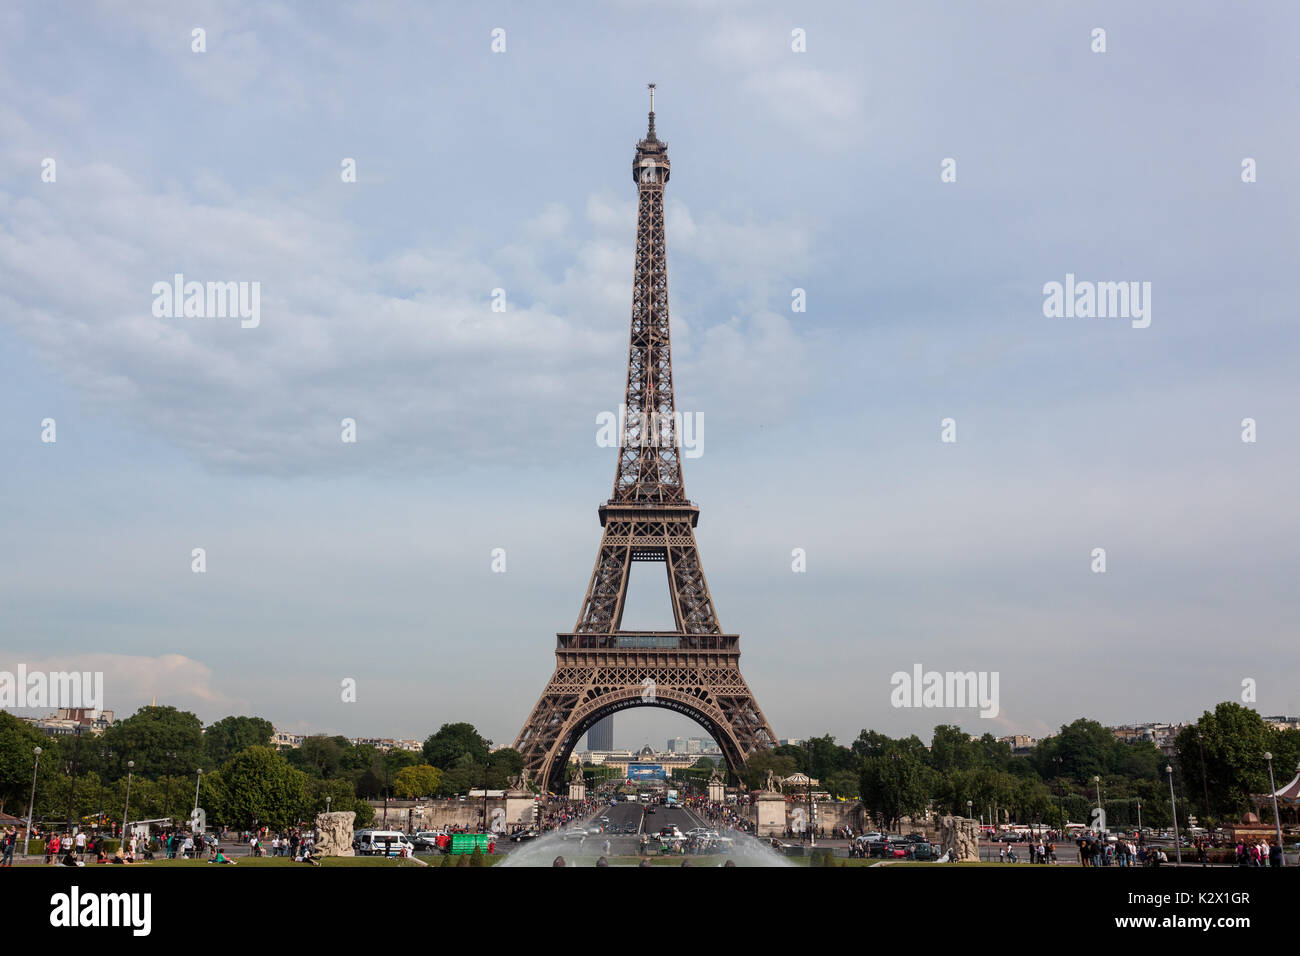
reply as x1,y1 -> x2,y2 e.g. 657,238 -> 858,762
355,830 -> 414,857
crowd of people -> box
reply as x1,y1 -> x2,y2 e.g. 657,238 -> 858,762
1233,839 -> 1283,867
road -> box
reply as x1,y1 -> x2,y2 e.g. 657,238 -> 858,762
539,799 -> 717,857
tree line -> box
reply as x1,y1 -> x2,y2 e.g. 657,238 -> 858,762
3,701 -> 1292,833
0,708 -> 521,831
721,702 -> 1299,831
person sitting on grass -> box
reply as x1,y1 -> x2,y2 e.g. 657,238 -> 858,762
207,848 -> 236,864
61,847 -> 84,867
96,845 -> 109,864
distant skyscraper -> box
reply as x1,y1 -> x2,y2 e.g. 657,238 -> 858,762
587,715 -> 614,751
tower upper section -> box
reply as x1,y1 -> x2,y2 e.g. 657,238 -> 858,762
633,83 -> 670,185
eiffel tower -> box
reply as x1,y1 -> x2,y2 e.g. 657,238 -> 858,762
514,86 -> 776,791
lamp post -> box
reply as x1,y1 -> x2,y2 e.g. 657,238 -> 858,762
1264,752 -> 1284,867
193,768 -> 203,818
121,760 -> 134,839
23,746 -> 41,857
1093,775 -> 1102,835
1166,765 -> 1182,865
967,800 -> 974,860
1136,800 -> 1141,836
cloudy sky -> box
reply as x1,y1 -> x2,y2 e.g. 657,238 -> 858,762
2,0 -> 1297,752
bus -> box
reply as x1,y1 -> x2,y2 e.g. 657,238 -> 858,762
666,789 -> 678,806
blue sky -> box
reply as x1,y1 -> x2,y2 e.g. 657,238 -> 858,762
2,0 -> 1298,752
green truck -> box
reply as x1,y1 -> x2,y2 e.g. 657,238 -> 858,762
448,833 -> 496,855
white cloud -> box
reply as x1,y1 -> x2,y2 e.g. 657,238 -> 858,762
3,652 -> 246,716
0,155 -> 814,473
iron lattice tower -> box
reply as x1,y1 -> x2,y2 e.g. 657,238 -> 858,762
514,87 -> 776,791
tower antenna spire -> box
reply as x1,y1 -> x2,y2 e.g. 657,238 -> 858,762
646,82 -> 657,140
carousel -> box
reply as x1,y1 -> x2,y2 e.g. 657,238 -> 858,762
1254,760 -> 1300,828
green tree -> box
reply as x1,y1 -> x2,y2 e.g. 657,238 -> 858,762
859,746 -> 930,830
394,764 -> 442,798
209,746 -> 308,829
976,733 -> 1014,772
98,705 -> 203,781
929,725 -> 980,774
824,769 -> 860,799
1174,702 -> 1273,821
1271,729 -> 1300,782
801,734 -> 853,780
0,712 -> 58,816
423,723 -> 489,769
485,748 -> 524,789
1032,719 -> 1115,782
289,735 -> 347,779
438,753 -> 481,797
738,749 -> 799,790
203,715 -> 274,766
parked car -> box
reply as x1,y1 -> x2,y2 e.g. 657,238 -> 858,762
411,831 -> 444,851
906,842 -> 939,861
509,829 -> 540,843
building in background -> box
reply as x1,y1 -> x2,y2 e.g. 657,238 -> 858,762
587,715 -> 614,751
666,735 -> 714,754
21,708 -> 115,736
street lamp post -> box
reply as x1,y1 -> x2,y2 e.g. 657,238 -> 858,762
967,800 -> 974,861
1264,752 -> 1284,867
122,760 -> 134,838
1166,765 -> 1182,865
1093,775 -> 1102,835
193,769 -> 203,819
23,746 -> 41,857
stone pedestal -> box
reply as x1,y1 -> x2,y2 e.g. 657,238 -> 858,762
504,790 -> 538,828
314,810 -> 356,857
755,791 -> 787,838
706,772 -> 725,804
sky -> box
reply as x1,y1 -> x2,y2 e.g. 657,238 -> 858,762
1,0 -> 1298,753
